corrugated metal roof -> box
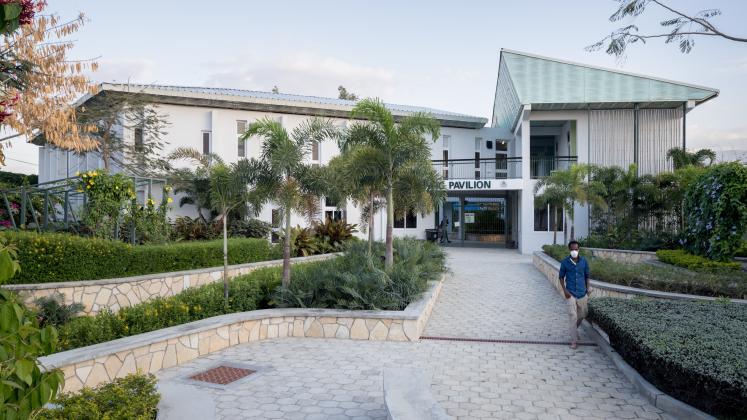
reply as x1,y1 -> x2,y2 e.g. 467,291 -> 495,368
492,49 -> 719,131
98,83 -> 488,127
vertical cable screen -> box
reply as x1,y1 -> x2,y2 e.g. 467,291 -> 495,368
589,110 -> 635,168
637,108 -> 682,175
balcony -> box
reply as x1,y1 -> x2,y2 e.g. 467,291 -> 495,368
432,156 -> 577,180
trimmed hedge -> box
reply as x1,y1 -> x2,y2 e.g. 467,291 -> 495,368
543,245 -> 747,299
37,373 -> 159,420
656,249 -> 741,272
57,266 -> 281,351
589,298 -> 747,417
3,231 -> 276,284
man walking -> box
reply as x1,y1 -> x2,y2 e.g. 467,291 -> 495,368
439,217 -> 451,244
558,240 -> 590,349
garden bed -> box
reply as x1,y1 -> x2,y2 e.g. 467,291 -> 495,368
589,298 -> 747,418
542,245 -> 747,299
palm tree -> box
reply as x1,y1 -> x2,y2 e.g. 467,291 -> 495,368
241,117 -> 338,287
168,147 -> 253,305
208,162 -> 253,305
667,147 -> 716,169
167,146 -> 224,223
534,164 -> 606,242
328,146 -> 387,254
341,98 -> 440,268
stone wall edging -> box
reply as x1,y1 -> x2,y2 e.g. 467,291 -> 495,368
38,275 -> 446,393
532,251 -> 747,304
584,247 -> 656,264
4,253 -> 341,315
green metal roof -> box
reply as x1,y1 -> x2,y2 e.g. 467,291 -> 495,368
493,49 -> 719,130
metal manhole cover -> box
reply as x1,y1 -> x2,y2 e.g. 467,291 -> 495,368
189,365 -> 256,385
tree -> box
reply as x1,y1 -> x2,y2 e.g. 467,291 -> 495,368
666,147 -> 716,169
534,164 -> 607,242
588,0 -> 747,59
209,162 -> 253,305
168,147 -> 225,223
342,98 -> 440,268
241,117 -> 338,287
1,7 -> 98,164
76,89 -> 170,175
337,85 -> 358,100
328,145 -> 387,253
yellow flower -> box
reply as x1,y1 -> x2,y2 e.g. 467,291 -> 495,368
167,197 -> 173,203
75,171 -> 80,176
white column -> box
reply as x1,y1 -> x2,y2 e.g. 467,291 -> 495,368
519,105 -> 533,253
520,105 -> 531,181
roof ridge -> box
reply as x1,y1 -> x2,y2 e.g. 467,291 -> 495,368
100,82 -> 485,120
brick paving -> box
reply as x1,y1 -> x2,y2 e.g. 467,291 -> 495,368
157,247 -> 665,419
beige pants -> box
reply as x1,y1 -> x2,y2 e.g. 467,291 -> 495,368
567,295 -> 589,343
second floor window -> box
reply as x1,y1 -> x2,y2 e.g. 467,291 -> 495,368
202,131 -> 211,155
237,120 -> 247,157
311,141 -> 319,161
134,127 -> 143,151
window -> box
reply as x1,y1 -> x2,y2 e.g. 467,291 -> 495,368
134,127 -> 143,151
311,141 -> 319,161
202,131 -> 211,155
394,208 -> 417,229
237,120 -> 247,157
474,138 -> 481,178
325,210 -> 345,221
324,196 -> 338,208
534,204 -> 564,232
270,208 -> 281,243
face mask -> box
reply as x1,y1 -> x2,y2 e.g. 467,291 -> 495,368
570,250 -> 579,259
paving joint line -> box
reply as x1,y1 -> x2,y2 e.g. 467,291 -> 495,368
420,335 -> 597,346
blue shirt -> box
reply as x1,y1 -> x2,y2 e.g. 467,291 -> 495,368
559,256 -> 589,298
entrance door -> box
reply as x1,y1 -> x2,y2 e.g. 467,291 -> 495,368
462,198 -> 506,244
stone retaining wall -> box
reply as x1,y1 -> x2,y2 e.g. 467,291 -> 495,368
3,253 -> 339,315
39,276 -> 445,393
584,247 -> 656,264
533,251 -> 747,303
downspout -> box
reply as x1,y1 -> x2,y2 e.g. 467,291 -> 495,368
682,102 -> 687,151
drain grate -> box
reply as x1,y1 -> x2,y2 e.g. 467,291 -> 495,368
189,365 -> 256,385
420,336 -> 596,346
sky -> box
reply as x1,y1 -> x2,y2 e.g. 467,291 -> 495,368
5,0 -> 747,174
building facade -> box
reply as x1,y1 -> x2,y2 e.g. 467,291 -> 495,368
37,49 -> 718,253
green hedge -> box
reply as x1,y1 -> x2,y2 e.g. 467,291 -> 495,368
3,231 -> 276,284
656,249 -> 741,272
37,373 -> 159,420
542,245 -> 747,299
589,298 -> 747,417
57,266 -> 282,351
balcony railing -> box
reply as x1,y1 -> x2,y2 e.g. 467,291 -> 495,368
432,157 -> 522,180
530,156 -> 577,179
432,156 -> 577,180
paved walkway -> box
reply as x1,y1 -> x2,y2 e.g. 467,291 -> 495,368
156,248 -> 665,420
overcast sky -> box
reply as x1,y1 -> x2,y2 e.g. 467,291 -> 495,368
5,0 -> 747,174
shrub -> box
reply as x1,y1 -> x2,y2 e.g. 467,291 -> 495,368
77,170 -> 137,240
683,162 -> 747,261
276,238 -> 444,310
172,216 -> 220,241
34,294 -> 84,327
313,218 -> 357,251
57,267 -> 281,351
589,298 -> 747,417
542,245 -> 747,299
37,373 -> 160,420
4,230 -> 274,284
656,249 -> 740,272
229,218 -> 271,239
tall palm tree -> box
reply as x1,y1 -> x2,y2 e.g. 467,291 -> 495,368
667,147 -> 716,169
241,117 -> 338,287
534,164 -> 606,242
341,98 -> 440,268
328,146 -> 387,254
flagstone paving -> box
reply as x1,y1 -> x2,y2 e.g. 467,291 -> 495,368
157,247 -> 666,420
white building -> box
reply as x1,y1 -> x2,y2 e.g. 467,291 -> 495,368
37,50 -> 719,253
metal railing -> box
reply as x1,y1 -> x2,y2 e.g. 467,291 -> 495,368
530,156 -> 577,178
432,157 -> 522,180
1,175 -> 167,237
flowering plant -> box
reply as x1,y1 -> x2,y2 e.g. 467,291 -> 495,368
76,170 -> 135,240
